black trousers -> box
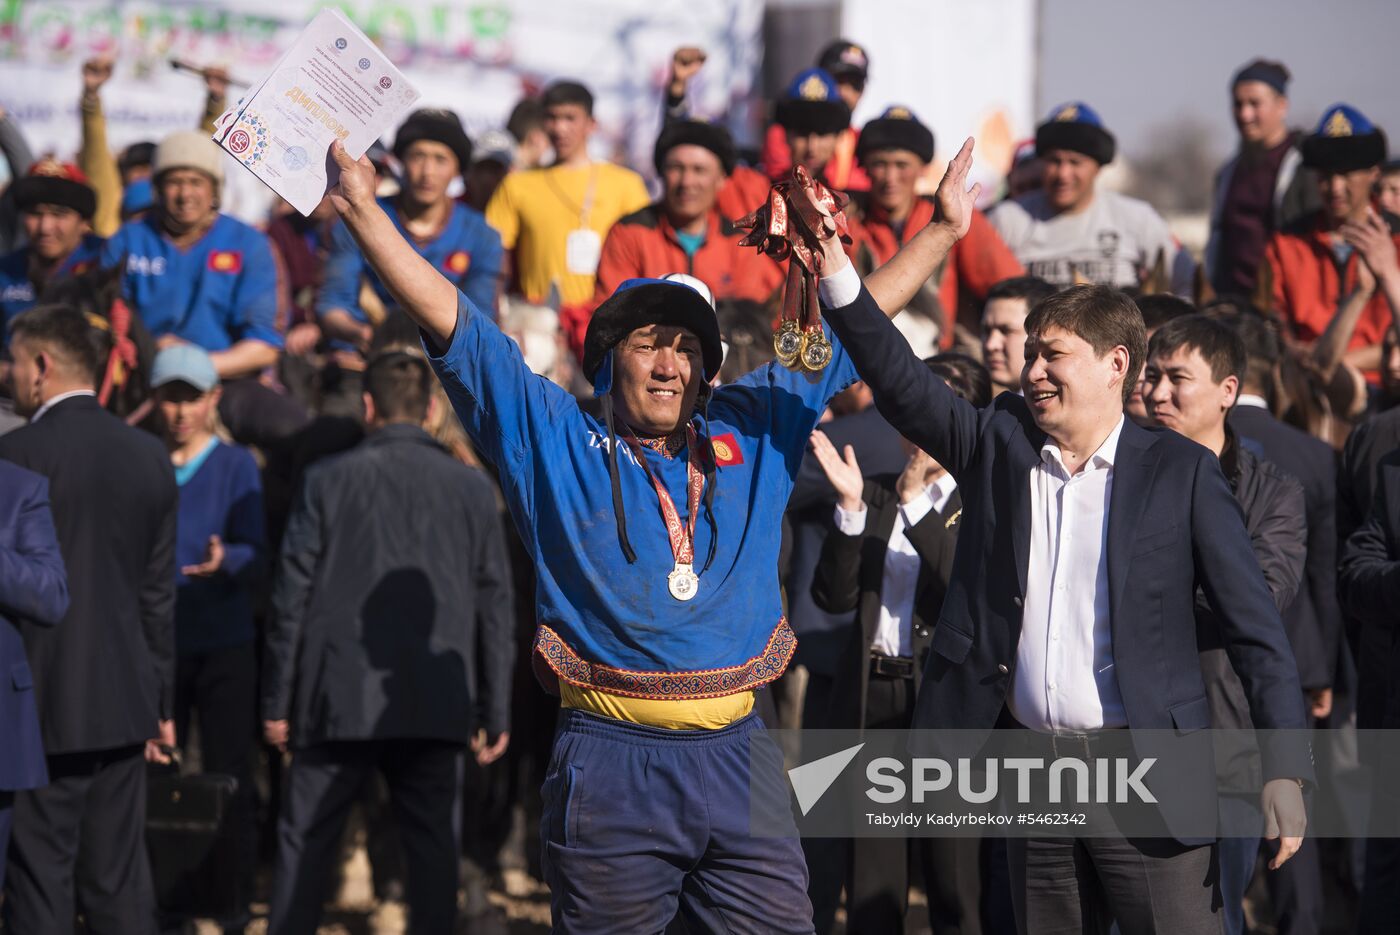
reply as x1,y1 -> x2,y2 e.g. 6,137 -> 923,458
3,745 -> 157,935
1358,781 -> 1400,930
173,642 -> 258,921
845,673 -> 983,935
268,738 -> 464,935
0,789 -> 12,893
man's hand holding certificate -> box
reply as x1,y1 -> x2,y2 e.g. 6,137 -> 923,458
213,9 -> 420,215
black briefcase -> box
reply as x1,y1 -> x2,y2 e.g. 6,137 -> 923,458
145,767 -> 241,919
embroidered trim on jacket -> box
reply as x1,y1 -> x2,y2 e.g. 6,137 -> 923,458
534,618 -> 796,700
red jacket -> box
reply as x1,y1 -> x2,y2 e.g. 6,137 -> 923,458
846,194 -> 1023,348
1265,210 -> 1400,381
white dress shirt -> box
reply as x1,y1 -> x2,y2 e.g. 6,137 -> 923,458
834,473 -> 958,657
818,260 -> 862,308
1009,416 -> 1126,732
30,389 -> 96,423
1234,393 -> 1269,411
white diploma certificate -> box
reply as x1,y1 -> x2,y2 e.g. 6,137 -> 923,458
212,8 -> 420,216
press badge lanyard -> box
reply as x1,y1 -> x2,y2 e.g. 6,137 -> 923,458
547,163 -> 601,276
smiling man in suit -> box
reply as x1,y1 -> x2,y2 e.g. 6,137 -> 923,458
818,140 -> 1312,934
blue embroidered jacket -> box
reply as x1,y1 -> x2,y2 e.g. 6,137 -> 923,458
429,290 -> 858,699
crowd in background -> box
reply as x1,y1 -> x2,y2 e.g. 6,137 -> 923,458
0,32 -> 1398,935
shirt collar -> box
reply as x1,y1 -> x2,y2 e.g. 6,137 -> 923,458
1040,415 -> 1125,473
31,389 -> 96,423
1235,394 -> 1269,410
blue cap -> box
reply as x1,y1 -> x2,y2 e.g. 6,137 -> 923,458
120,177 -> 153,219
151,344 -> 219,392
1036,102 -> 1116,164
1302,104 -> 1387,173
1045,102 -> 1106,128
785,68 -> 841,104
1315,104 -> 1377,138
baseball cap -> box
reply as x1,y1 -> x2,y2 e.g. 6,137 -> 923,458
151,344 -> 219,392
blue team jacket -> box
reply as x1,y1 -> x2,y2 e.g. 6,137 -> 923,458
102,214 -> 282,351
429,290 -> 857,699
319,197 -> 503,338
0,235 -> 105,337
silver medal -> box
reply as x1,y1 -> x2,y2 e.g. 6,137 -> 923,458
668,562 -> 700,602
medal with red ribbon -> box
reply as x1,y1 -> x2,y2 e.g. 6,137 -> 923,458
736,165 -> 852,372
621,425 -> 705,601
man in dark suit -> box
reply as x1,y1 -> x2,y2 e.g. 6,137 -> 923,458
0,460 -> 68,892
1222,312 -> 1341,716
0,304 -> 177,934
263,350 -> 514,935
1142,315 -> 1311,935
1339,448 -> 1400,929
809,353 -> 988,935
818,140 -> 1311,933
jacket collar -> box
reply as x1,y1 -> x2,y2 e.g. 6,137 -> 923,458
362,422 -> 442,449
659,205 -> 725,249
31,390 -> 99,423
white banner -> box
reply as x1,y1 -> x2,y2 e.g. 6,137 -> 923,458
0,0 -> 763,219
842,0 -> 1037,204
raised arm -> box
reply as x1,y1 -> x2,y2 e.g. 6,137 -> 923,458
818,141 -> 985,478
79,59 -> 122,238
328,141 -> 459,348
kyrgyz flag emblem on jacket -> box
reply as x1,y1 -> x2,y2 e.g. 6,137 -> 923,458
711,432 -> 744,466
208,250 -> 243,273
445,251 -> 471,275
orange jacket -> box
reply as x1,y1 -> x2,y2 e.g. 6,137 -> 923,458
846,194 -> 1024,348
1265,211 -> 1400,380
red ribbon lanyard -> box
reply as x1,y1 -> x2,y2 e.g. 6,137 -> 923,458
621,425 -> 704,567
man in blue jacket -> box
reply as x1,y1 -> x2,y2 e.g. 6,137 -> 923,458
0,460 -> 68,891
316,109 -> 502,416
102,130 -> 306,446
823,139 -> 1312,933
320,135 -> 954,932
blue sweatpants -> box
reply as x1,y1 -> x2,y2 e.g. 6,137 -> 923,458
541,709 -> 814,934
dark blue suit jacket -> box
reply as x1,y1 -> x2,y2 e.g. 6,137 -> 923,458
0,460 -> 68,790
824,286 -> 1313,836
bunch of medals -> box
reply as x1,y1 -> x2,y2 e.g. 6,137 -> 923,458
736,165 -> 853,373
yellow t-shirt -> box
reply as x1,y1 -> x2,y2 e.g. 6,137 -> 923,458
559,683 -> 755,730
485,162 -> 651,307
